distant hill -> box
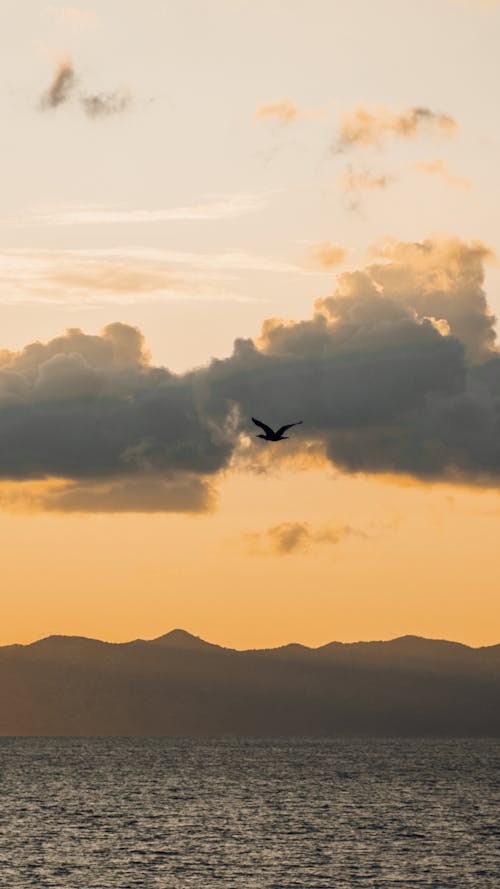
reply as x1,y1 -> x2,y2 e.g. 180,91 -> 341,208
0,630 -> 498,737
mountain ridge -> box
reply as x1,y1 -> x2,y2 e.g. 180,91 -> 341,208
4,629 -> 497,653
0,629 -> 498,737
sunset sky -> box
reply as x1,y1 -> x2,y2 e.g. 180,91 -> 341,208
1,0 -> 500,648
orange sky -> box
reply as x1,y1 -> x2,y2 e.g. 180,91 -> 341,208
1,469 -> 499,648
1,1 -> 500,648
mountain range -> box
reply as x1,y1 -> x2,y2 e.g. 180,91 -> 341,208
0,630 -> 498,736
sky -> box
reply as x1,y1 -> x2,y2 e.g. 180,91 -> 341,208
1,0 -> 500,648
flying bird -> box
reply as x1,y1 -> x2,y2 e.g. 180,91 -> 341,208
252,417 -> 303,441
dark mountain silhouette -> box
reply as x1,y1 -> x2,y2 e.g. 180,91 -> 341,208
0,631 -> 498,737
151,628 -> 223,651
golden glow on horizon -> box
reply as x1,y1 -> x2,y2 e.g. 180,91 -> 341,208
1,469 -> 499,649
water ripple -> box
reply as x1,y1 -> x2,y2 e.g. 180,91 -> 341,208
0,738 -> 498,887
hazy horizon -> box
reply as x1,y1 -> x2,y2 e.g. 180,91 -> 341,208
1,628 -> 498,737
5,626 -> 499,651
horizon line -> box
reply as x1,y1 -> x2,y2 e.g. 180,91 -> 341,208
2,628 -> 498,652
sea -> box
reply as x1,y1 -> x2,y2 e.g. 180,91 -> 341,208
0,738 -> 498,888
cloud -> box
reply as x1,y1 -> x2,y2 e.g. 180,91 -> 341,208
245,521 -> 359,554
0,245 -> 307,306
48,475 -> 214,513
0,251 -> 217,306
0,474 -> 214,514
80,90 -> 131,118
1,236 -> 500,513
19,194 -> 267,225
39,58 -> 131,119
205,237 -> 500,485
341,166 -> 394,191
269,522 -> 310,552
412,159 -> 471,189
340,167 -> 393,192
369,238 -> 495,362
257,99 -> 299,123
339,165 -> 395,210
337,105 -> 458,150
0,321 -> 235,512
304,242 -> 347,269
39,59 -> 76,109
256,99 -> 327,124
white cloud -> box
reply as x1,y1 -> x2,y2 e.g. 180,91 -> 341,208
16,194 -> 268,226
0,245 -> 319,306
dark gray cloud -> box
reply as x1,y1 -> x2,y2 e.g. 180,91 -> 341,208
80,90 -> 131,118
0,323 -> 233,512
0,473 -> 214,514
40,474 -> 214,513
205,238 -> 500,484
40,60 -> 76,109
1,237 -> 500,512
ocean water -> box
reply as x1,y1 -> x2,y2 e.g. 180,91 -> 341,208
0,739 -> 498,888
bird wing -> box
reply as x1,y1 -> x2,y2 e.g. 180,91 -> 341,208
276,421 -> 303,436
252,417 -> 274,436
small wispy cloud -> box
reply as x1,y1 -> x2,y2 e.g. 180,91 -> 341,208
19,194 -> 267,226
0,250 -> 239,306
245,521 -> 363,555
303,242 -> 347,269
39,58 -> 76,109
39,57 -> 131,119
412,158 -> 471,189
337,105 -> 458,150
339,165 -> 395,210
341,166 -> 394,192
256,98 -> 327,124
0,244 -> 316,306
257,98 -> 299,123
80,90 -> 131,118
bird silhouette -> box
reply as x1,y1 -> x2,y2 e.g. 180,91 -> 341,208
252,417 -> 303,441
